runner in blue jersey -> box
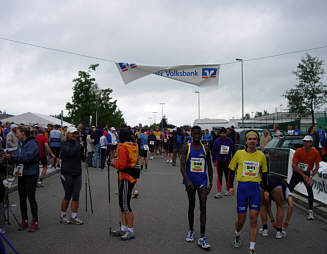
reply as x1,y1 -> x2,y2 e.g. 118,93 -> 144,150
180,126 -> 213,249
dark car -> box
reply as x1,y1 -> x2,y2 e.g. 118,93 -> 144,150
263,135 -> 304,178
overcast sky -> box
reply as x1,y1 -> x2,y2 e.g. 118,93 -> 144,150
1,0 -> 327,127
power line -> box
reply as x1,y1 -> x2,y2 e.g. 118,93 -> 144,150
220,45 -> 327,65
0,36 -> 115,63
0,36 -> 327,65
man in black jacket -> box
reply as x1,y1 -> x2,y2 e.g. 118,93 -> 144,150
59,127 -> 85,225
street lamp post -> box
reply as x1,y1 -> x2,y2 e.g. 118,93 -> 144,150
195,90 -> 200,119
160,102 -> 165,129
236,58 -> 244,128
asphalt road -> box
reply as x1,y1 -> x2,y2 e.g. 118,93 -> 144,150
3,156 -> 327,254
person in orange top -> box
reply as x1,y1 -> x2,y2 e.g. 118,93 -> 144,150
289,135 -> 321,220
111,127 -> 138,240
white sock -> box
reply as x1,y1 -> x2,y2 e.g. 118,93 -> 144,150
249,242 -> 256,250
121,225 -> 128,232
61,211 -> 66,218
308,209 -> 313,212
235,231 -> 241,237
128,227 -> 134,233
71,212 -> 77,219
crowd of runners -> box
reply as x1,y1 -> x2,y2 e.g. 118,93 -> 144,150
0,121 -> 323,253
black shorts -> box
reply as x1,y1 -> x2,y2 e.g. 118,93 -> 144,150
139,149 -> 148,158
168,145 -> 173,153
163,142 -> 168,150
51,147 -> 61,158
119,180 -> 135,213
111,145 -> 117,151
60,174 -> 82,202
149,145 -> 155,153
40,157 -> 47,166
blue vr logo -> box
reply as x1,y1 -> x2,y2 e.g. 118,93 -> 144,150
118,63 -> 136,72
202,68 -> 217,79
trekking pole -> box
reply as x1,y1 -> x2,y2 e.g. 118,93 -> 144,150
0,232 -> 19,254
84,162 -> 88,215
107,158 -> 112,235
85,163 -> 94,214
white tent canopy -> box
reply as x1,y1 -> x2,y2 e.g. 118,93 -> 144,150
1,112 -> 73,127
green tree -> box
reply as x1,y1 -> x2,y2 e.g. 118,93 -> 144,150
255,112 -> 263,117
284,54 -> 326,126
158,116 -> 176,129
243,113 -> 250,120
181,125 -> 192,130
66,64 -> 125,127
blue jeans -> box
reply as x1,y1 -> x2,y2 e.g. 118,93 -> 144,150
93,144 -> 101,168
88,152 -> 93,167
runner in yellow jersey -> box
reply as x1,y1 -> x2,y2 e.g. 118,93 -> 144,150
228,130 -> 268,254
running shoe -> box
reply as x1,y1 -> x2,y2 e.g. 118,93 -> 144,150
28,221 -> 38,232
248,249 -> 256,254
37,180 -> 44,187
59,215 -> 71,224
214,192 -> 223,199
307,211 -> 314,220
111,229 -> 126,237
185,231 -> 194,242
259,227 -> 269,237
18,220 -> 28,231
233,236 -> 241,248
70,217 -> 84,225
121,230 -> 135,240
224,191 -> 231,196
132,190 -> 139,199
197,237 -> 211,249
282,230 -> 287,237
275,231 -> 283,239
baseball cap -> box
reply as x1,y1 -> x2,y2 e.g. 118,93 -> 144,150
110,127 -> 116,131
11,124 -> 18,128
303,135 -> 313,142
67,127 -> 78,133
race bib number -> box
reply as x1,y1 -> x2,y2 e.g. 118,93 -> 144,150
143,145 -> 149,151
190,157 -> 205,173
164,139 -> 167,143
156,135 -> 160,140
242,161 -> 259,177
298,163 -> 308,171
149,141 -> 155,145
14,164 -> 23,176
220,145 -> 230,155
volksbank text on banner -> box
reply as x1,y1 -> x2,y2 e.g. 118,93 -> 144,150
115,63 -> 220,87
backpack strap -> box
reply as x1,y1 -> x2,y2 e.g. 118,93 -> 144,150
186,143 -> 191,162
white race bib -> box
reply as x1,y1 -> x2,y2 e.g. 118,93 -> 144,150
298,162 -> 308,171
220,145 -> 230,155
149,141 -> 155,145
14,164 -> 23,176
143,145 -> 149,151
156,135 -> 160,140
190,157 -> 205,173
242,161 -> 259,177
